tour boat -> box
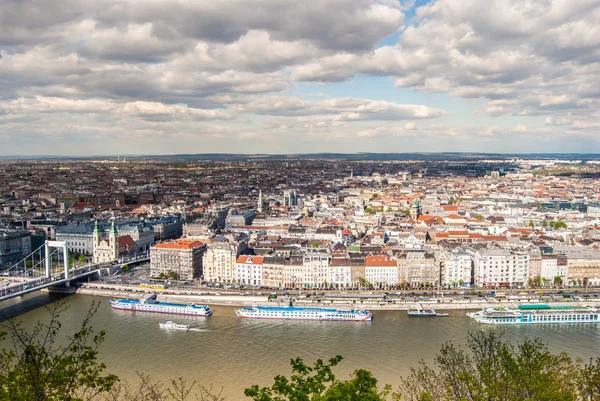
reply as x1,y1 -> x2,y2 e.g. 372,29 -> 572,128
109,295 -> 212,316
407,303 -> 449,317
467,304 -> 600,325
159,321 -> 191,330
234,305 -> 372,321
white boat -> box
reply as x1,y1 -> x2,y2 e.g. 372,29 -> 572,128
407,303 -> 449,317
159,321 -> 191,330
235,305 -> 372,321
109,294 -> 212,317
467,304 -> 600,325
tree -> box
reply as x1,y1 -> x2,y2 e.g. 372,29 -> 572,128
244,355 -> 389,401
533,275 -> 543,287
554,276 -> 563,286
0,301 -> 118,401
542,219 -> 548,228
396,330 -> 578,401
78,254 -> 87,264
168,271 -> 178,280
529,219 -> 535,228
121,264 -> 130,273
475,214 -> 485,221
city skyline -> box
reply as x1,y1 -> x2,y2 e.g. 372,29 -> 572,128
1,0 -> 599,155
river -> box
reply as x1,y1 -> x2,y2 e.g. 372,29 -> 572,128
2,293 -> 600,400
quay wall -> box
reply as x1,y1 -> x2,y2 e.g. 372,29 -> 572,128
76,285 -> 600,311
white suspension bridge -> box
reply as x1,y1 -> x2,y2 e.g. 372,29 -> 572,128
0,240 -> 148,302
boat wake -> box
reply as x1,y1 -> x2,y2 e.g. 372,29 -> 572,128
188,328 -> 208,332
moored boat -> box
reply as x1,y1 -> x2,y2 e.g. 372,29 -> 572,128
407,303 -> 448,317
235,305 -> 372,321
109,294 -> 212,316
467,304 -> 600,325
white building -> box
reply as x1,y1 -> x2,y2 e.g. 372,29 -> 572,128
234,255 -> 264,286
540,256 -> 559,281
302,253 -> 331,288
202,240 -> 241,283
365,255 -> 398,287
328,259 -> 352,288
444,251 -> 473,286
473,248 -> 529,287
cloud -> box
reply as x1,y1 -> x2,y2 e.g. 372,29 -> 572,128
234,96 -> 447,121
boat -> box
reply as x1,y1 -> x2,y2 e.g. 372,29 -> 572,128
234,305 -> 372,321
407,303 -> 449,317
467,304 -> 600,325
109,294 -> 212,316
159,321 -> 191,330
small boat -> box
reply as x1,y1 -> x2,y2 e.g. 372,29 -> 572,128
407,303 -> 449,317
159,321 -> 191,330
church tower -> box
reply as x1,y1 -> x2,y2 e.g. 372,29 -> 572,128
411,198 -> 422,221
258,189 -> 263,213
109,220 -> 118,260
93,220 -> 99,249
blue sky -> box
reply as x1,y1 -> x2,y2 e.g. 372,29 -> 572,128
0,0 -> 598,155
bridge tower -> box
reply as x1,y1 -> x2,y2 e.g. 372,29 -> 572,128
44,240 -> 70,285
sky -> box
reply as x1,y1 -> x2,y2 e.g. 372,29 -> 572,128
0,0 -> 599,156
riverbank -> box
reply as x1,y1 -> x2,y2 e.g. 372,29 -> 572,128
75,285 -> 600,310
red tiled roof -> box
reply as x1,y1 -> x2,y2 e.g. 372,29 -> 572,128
365,255 -> 397,266
154,239 -> 204,250
236,256 -> 265,264
118,235 -> 135,248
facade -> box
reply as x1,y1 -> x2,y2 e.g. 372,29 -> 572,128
93,221 -> 118,264
234,255 -> 264,286
473,248 -> 529,288
55,221 -> 96,255
283,256 -> 304,288
302,253 -> 331,288
444,251 -> 473,286
202,240 -> 244,283
117,222 -> 154,253
365,255 -> 398,287
328,258 -> 352,288
150,216 -> 183,240
565,250 -> 600,286
540,255 -> 559,281
150,239 -> 206,280
397,251 -> 438,288
263,256 -> 285,288
283,190 -> 298,207
0,229 -> 32,264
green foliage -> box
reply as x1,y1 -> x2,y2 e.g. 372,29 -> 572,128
550,221 -> 568,229
475,214 -> 485,221
542,219 -> 548,228
78,254 -> 87,263
554,276 -> 563,286
121,264 -> 130,273
396,330 -> 578,401
244,355 -> 389,401
0,301 -> 118,401
168,271 -> 179,280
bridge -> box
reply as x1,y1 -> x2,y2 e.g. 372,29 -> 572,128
0,241 -> 148,302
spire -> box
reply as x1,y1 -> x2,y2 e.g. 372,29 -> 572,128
258,189 -> 263,213
93,220 -> 99,234
111,219 -> 117,235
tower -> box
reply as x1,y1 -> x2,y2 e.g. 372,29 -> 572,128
110,220 -> 118,259
411,198 -> 422,221
258,189 -> 263,213
93,220 -> 99,248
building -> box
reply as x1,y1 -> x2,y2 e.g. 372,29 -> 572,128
55,221 -> 96,255
93,221 -> 118,264
472,248 -> 529,288
202,239 -> 245,283
302,252 -> 331,288
234,255 -> 264,286
443,250 -> 473,287
263,256 -> 285,288
397,251 -> 438,288
283,256 -> 304,288
117,221 -> 154,253
365,255 -> 398,288
540,255 -> 559,282
283,190 -> 298,207
328,258 -> 352,288
149,216 -> 183,241
564,249 -> 600,286
0,229 -> 32,264
150,239 -> 206,280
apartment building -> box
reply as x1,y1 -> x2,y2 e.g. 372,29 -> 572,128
365,255 -> 398,287
150,239 -> 206,280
